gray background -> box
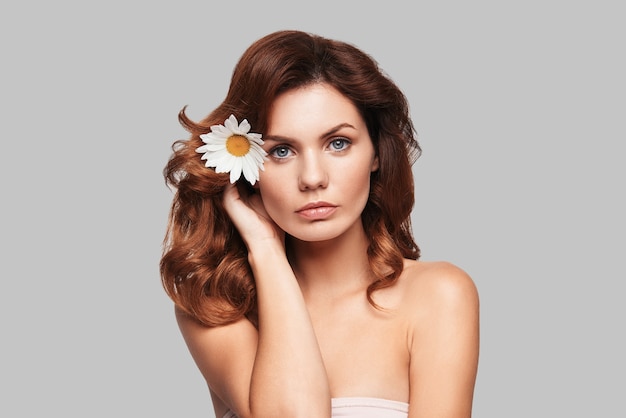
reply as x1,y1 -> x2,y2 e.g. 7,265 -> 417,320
2,1 -> 624,417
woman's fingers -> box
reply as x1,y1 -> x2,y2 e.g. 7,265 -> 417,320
223,183 -> 283,244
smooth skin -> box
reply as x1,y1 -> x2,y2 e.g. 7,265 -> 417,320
176,83 -> 479,418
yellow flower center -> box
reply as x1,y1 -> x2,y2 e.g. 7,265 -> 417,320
225,135 -> 251,157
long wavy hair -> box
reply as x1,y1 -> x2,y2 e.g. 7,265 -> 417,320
161,30 -> 421,327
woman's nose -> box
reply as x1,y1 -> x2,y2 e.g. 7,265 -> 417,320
298,151 -> 328,190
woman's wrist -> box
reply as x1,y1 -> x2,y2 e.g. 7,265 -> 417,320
247,240 -> 287,268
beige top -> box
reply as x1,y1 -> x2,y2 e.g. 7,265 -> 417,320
222,397 -> 409,418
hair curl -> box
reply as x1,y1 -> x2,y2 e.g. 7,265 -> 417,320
161,30 -> 421,327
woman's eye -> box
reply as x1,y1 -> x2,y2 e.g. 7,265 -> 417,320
329,138 -> 350,151
269,146 -> 292,159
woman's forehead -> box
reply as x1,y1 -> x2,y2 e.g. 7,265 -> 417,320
266,84 -> 364,135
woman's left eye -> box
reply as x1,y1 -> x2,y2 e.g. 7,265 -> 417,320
329,138 -> 350,151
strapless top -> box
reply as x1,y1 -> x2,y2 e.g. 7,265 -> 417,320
222,397 -> 409,417
332,397 -> 408,417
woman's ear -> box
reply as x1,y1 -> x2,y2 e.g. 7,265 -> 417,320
371,155 -> 380,172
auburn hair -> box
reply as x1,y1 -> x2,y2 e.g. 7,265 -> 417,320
160,30 -> 421,327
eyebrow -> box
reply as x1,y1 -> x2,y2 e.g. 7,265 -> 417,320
264,122 -> 356,143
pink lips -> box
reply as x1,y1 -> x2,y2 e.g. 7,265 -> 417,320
296,201 -> 337,220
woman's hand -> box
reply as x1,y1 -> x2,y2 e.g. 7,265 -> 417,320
222,183 -> 285,249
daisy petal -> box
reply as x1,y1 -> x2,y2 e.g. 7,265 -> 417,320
248,133 -> 264,144
224,115 -> 239,132
241,156 -> 257,185
229,158 -> 243,183
238,118 -> 251,134
248,147 -> 267,164
203,151 -> 231,168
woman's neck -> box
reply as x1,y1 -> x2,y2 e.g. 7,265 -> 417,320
287,223 -> 373,301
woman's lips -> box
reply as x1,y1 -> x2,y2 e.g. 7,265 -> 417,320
296,202 -> 338,220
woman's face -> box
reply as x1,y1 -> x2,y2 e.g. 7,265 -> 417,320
258,83 -> 379,242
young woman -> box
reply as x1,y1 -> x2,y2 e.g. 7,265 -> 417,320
161,30 -> 479,418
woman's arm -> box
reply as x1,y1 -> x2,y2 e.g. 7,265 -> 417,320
176,184 -> 330,418
247,241 -> 331,415
176,309 -> 258,417
407,262 -> 480,418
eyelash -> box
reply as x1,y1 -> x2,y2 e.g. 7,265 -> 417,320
268,137 -> 351,160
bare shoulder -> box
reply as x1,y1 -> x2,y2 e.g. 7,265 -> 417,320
397,259 -> 479,315
400,260 -> 480,415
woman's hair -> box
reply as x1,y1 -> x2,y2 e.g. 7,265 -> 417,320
161,30 -> 421,327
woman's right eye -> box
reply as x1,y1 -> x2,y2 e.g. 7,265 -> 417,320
269,146 -> 292,159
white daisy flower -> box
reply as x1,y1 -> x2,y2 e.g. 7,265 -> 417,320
196,114 -> 268,185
